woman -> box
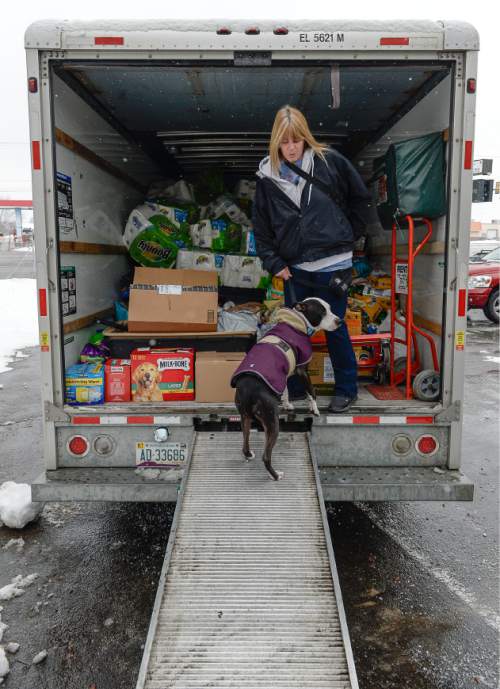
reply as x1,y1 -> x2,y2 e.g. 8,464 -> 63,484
252,105 -> 372,412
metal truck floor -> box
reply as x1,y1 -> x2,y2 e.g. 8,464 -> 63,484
136,431 -> 358,689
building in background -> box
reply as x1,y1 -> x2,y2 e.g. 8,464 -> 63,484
470,219 -> 500,240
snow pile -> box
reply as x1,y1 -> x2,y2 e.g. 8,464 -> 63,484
32,650 -> 47,665
0,647 -> 9,682
0,611 -> 7,642
0,482 -> 43,529
2,538 -> 24,552
0,573 -> 38,601
0,278 -> 38,374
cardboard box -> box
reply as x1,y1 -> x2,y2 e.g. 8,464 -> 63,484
128,267 -> 218,333
308,350 -> 335,386
131,348 -> 194,402
195,351 -> 245,403
104,359 -> 131,402
65,362 -> 104,405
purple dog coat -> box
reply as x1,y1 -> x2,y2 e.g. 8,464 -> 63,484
231,310 -> 313,396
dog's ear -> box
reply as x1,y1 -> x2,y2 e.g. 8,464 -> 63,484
293,302 -> 305,312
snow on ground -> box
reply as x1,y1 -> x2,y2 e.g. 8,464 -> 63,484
0,647 -> 9,680
0,573 -> 38,602
0,482 -> 43,529
0,279 -> 38,374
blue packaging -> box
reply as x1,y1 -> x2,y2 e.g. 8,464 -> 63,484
65,362 -> 105,405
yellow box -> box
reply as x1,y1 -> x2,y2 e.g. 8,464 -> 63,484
345,308 -> 362,335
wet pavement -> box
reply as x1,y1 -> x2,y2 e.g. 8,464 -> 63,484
0,257 -> 498,688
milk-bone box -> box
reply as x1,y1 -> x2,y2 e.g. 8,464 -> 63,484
130,348 -> 194,402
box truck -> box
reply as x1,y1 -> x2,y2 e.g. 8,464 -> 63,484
25,19 -> 478,502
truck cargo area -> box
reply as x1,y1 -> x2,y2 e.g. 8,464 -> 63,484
51,58 -> 454,410
25,38 -> 475,502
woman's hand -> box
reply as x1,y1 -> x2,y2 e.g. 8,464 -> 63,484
275,267 -> 292,281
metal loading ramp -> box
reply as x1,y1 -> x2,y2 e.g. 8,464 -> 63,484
136,432 -> 358,689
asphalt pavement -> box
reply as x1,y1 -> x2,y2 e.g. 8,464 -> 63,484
0,250 -> 498,689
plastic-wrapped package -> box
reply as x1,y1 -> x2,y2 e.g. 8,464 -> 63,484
221,255 -> 269,289
207,195 -> 251,226
80,331 -> 111,363
240,226 -> 257,256
217,308 -> 260,332
189,217 -> 242,254
234,179 -> 256,201
129,225 -> 181,268
176,249 -> 217,272
152,179 -> 196,203
189,219 -> 213,249
123,202 -> 191,249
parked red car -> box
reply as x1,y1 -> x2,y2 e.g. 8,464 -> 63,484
468,247 -> 500,323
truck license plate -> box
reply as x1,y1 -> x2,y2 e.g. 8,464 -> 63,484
136,442 -> 187,467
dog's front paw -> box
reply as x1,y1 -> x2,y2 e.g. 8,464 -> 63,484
242,450 -> 255,461
271,471 -> 284,481
306,395 -> 320,417
308,401 -> 320,416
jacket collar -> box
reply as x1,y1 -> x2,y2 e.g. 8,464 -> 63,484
269,307 -> 315,337
256,148 -> 314,208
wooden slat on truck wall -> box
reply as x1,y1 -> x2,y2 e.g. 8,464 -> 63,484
55,128 -> 147,193
60,241 -> 127,255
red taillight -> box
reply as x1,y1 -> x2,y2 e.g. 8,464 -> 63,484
245,27 -> 260,35
464,140 -> 473,170
467,78 -> 476,94
416,434 -> 439,456
380,37 -> 409,46
216,27 -> 232,35
38,288 -> 47,317
94,36 -> 124,46
273,27 -> 289,35
28,77 -> 38,93
67,435 -> 89,457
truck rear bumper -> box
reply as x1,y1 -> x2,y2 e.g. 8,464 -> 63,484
320,466 -> 473,501
32,465 -> 473,503
31,468 -> 180,502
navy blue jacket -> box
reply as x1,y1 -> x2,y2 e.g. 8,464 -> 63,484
252,149 -> 372,276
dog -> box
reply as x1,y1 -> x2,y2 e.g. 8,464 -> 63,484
231,298 -> 342,481
132,362 -> 163,402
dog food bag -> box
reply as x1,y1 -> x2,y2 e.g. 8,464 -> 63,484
131,348 -> 194,402
80,331 -> 111,363
104,359 -> 131,402
221,255 -> 269,290
65,362 -> 105,405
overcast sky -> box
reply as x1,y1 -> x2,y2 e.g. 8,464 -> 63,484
1,0 -> 499,222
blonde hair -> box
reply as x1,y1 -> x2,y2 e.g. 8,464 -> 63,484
269,105 -> 329,173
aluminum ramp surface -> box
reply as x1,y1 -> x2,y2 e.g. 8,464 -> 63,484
137,432 -> 358,689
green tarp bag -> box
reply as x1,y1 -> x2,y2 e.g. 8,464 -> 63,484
373,132 -> 447,228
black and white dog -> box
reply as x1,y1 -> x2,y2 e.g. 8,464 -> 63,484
231,298 -> 342,481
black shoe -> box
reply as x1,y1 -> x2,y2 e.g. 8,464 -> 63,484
328,395 -> 357,413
